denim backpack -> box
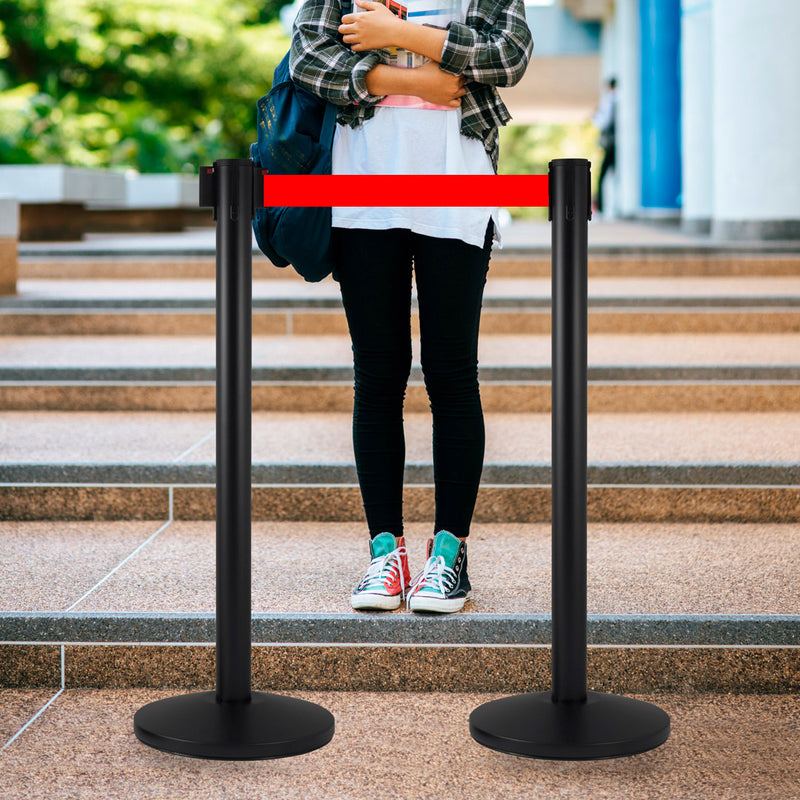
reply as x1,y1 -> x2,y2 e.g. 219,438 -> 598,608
250,5 -> 351,283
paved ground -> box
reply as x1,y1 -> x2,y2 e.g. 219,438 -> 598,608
17,218 -> 701,254
5,409 -> 800,465
17,217 -> 799,255
3,520 -> 799,616
5,333 -> 800,368
1,690 -> 798,800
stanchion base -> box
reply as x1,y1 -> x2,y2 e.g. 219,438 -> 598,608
134,691 -> 334,760
470,691 -> 670,760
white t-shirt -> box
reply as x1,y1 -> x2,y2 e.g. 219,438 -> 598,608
331,0 -> 501,249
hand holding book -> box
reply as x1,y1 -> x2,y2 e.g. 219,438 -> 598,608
339,0 -> 405,52
339,0 -> 448,63
344,0 -> 464,110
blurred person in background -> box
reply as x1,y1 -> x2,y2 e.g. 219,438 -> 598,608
592,76 -> 616,214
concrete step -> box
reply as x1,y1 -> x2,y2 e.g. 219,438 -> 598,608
2,410 -> 799,521
3,333 -> 800,412
3,277 -> 800,335
3,691 -> 797,799
6,276 -> 800,307
16,220 -> 800,281
19,251 -> 800,281
19,250 -> 800,279
1,521 -> 798,692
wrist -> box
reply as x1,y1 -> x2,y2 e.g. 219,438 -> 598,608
397,22 -> 448,63
365,63 -> 414,97
392,17 -> 412,51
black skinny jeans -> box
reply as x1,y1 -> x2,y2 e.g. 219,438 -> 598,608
332,221 -> 494,539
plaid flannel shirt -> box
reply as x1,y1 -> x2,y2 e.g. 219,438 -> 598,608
288,0 -> 533,172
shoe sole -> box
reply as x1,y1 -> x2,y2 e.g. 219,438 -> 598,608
351,593 -> 402,611
408,594 -> 467,613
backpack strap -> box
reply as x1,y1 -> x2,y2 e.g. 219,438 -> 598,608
321,98 -> 338,147
321,0 -> 355,147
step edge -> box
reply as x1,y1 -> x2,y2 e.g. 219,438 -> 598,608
2,612 -> 798,646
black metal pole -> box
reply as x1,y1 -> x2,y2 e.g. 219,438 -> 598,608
215,159 -> 254,703
550,158 -> 589,704
469,159 -> 671,759
133,159 -> 334,759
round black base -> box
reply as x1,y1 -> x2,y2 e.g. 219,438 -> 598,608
134,691 -> 335,760
470,691 -> 670,760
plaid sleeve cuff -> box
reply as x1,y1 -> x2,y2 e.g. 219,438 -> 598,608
350,51 -> 387,106
438,20 -> 477,75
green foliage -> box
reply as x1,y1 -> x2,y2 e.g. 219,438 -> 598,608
0,0 -> 291,171
498,122 -> 603,219
0,0 -> 606,185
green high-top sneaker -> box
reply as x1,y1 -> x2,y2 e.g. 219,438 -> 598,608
408,530 -> 471,613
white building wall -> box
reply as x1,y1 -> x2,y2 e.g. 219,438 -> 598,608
680,0 -> 713,234
615,0 -> 641,217
711,0 -> 800,238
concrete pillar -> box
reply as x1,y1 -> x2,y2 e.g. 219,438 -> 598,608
711,0 -> 800,239
680,0 -> 713,235
639,0 -> 681,212
616,0 -> 641,217
0,195 -> 19,295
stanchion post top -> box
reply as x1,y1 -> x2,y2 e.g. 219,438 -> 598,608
547,159 -> 592,223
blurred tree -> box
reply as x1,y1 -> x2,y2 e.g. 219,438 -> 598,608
0,0 -> 290,171
498,122 -> 603,219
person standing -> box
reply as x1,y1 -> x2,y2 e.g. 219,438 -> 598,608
592,76 -> 617,214
290,0 -> 532,613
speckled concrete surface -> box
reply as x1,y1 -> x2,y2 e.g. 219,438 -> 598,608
0,411 -> 214,463
3,309 -> 797,337
0,485 -> 169,521
4,382 -> 800,415
0,521 -> 168,612
1,690 -> 798,799
12,279 -> 341,302
19,252 -> 800,281
0,689 -> 56,743
3,484 -> 798,524
0,689 -> 54,748
0,239 -> 16,296
0,645 -> 60,688
55,644 -> 799,693
10,275 -> 800,304
25,521 -> 794,616
179,411 -> 800,465
5,409 -> 800,467
13,215 -> 795,250
3,333 -> 800,368
0,311 -> 221,336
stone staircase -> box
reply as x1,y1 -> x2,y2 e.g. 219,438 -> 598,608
1,228 -> 799,797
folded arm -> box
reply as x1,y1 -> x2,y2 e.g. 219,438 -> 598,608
291,0 -> 467,108
437,0 -> 533,87
337,0 -> 533,88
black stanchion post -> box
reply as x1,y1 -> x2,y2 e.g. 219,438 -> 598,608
469,159 -> 671,759
133,159 -> 334,760
215,158 -> 254,705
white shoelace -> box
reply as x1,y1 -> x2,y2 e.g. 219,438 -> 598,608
357,545 -> 408,600
408,555 -> 457,599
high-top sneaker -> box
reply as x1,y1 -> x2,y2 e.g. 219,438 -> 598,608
351,532 -> 411,611
408,530 -> 471,613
